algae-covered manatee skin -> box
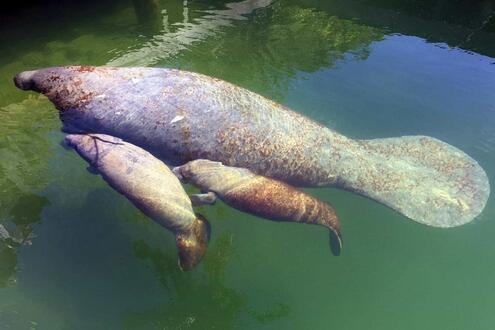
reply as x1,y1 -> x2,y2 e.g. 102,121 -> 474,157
15,66 -> 490,227
64,133 -> 209,270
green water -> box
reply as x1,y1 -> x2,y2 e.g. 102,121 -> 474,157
1,0 -> 494,329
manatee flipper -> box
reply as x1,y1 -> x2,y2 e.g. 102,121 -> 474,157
190,192 -> 218,206
175,214 -> 211,271
347,136 -> 490,227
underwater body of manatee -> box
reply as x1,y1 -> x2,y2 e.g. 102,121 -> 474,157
174,159 -> 343,255
14,66 -> 490,228
64,133 -> 210,270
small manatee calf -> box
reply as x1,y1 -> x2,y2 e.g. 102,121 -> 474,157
14,66 -> 490,227
64,133 -> 210,270
174,159 -> 342,255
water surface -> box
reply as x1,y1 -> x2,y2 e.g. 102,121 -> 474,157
0,0 -> 494,329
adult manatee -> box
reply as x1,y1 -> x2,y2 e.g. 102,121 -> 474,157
64,133 -> 210,270
14,66 -> 490,227
174,159 -> 342,255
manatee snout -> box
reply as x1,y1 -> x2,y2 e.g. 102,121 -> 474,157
64,134 -> 96,156
13,70 -> 39,91
64,134 -> 85,147
173,159 -> 223,182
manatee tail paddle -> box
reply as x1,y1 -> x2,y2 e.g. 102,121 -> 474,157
338,135 -> 490,227
175,214 -> 211,271
328,228 -> 342,256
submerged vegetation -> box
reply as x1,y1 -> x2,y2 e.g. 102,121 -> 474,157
0,97 -> 54,287
127,232 -> 290,328
166,4 -> 384,97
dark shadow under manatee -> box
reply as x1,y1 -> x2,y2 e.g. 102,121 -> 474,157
125,232 -> 291,329
0,193 -> 49,287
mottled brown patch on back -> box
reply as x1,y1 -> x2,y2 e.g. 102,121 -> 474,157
75,66 -> 96,73
224,176 -> 340,234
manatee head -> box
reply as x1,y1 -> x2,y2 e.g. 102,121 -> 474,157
14,66 -> 106,112
64,134 -> 101,166
173,159 -> 224,181
14,66 -> 152,134
173,159 -> 256,195
64,134 -> 124,167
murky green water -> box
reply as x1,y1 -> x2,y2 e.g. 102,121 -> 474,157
1,0 -> 494,329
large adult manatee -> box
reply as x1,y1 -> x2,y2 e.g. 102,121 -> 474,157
14,66 -> 490,227
64,133 -> 210,270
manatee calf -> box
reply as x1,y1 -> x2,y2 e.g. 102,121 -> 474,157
174,159 -> 343,255
64,133 -> 210,270
14,66 -> 490,227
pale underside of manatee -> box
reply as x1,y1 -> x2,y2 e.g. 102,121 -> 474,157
13,66 -> 490,228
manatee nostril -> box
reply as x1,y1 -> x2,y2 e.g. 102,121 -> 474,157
13,70 -> 38,91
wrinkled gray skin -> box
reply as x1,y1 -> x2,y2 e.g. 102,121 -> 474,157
64,133 -> 210,270
14,66 -> 490,227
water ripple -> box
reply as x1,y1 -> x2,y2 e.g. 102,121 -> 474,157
107,0 -> 273,67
